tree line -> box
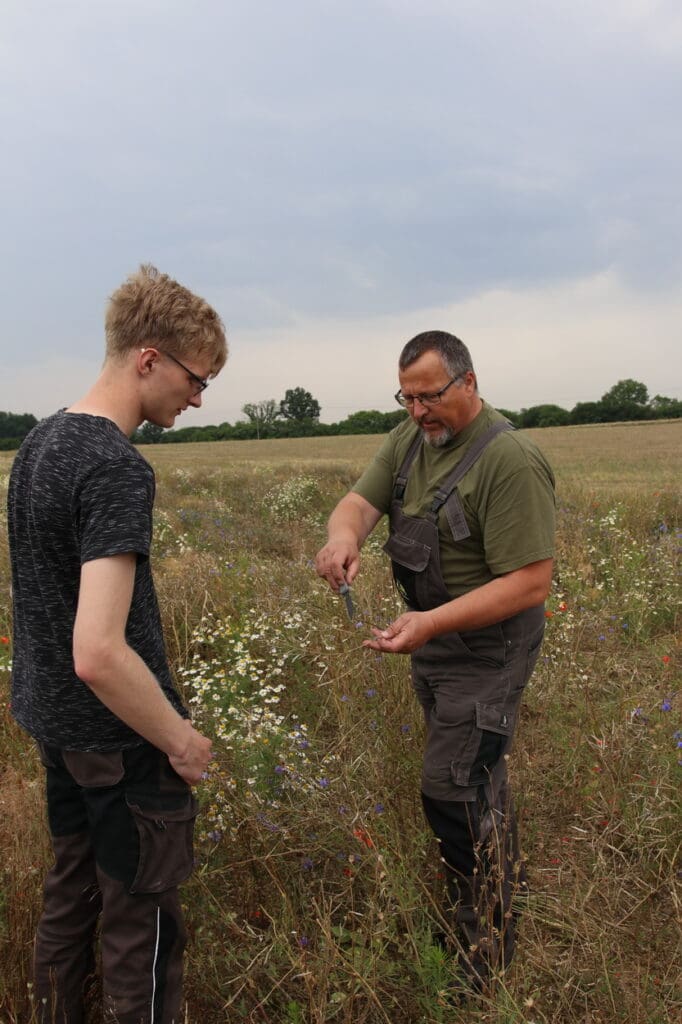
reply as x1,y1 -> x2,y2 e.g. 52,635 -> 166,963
1,380 -> 680,450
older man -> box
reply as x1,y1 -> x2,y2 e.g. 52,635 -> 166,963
8,265 -> 227,1023
316,330 -> 555,991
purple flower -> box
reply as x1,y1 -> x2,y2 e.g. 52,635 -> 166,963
275,764 -> 286,774
318,778 -> 330,789
207,830 -> 222,843
401,724 -> 411,734
365,688 -> 377,699
374,803 -> 385,814
661,700 -> 672,712
298,935 -> 310,948
354,621 -> 363,629
301,857 -> 313,871
340,695 -> 350,702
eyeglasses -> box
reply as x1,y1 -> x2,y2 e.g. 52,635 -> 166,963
142,348 -> 209,395
394,375 -> 463,408
163,352 -> 209,395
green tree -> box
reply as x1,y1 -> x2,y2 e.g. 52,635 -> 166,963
0,411 -> 38,439
649,394 -> 682,418
134,421 -> 165,444
279,387 -> 321,422
600,379 -> 649,421
518,404 -> 570,428
570,401 -> 608,424
241,399 -> 280,438
496,408 -> 520,427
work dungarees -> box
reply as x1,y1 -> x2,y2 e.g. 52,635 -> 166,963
383,421 -> 546,983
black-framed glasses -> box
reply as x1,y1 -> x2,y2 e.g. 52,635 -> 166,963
394,375 -> 463,408
162,351 -> 209,395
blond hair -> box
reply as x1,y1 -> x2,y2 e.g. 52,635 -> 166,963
105,264 -> 227,374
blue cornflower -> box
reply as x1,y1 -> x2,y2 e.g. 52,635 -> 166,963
318,778 -> 330,789
401,724 -> 411,734
298,935 -> 310,948
301,857 -> 313,871
374,803 -> 385,814
365,688 -> 377,698
207,830 -> 222,843
661,700 -> 673,712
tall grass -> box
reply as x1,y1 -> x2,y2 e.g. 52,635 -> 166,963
0,421 -> 680,1023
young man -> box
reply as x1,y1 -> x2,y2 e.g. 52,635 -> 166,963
316,331 -> 555,993
8,265 -> 228,1023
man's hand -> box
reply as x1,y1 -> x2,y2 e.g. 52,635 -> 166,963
362,611 -> 437,654
315,493 -> 383,591
315,537 -> 361,591
169,720 -> 214,786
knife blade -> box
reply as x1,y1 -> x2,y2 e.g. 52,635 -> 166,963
338,582 -> 355,620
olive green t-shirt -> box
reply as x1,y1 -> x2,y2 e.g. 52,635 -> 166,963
352,401 -> 556,597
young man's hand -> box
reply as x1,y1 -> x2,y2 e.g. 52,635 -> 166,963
169,720 -> 213,785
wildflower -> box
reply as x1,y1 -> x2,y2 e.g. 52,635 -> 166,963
558,602 -> 568,612
353,828 -> 374,849
401,724 -> 411,734
301,857 -> 313,871
340,695 -> 350,702
661,700 -> 672,712
354,621 -> 363,629
0,637 -> 9,645
365,688 -> 377,698
662,655 -> 671,664
274,765 -> 286,774
374,803 -> 385,814
207,830 -> 222,843
544,610 -> 554,619
317,778 -> 330,789
298,935 -> 310,948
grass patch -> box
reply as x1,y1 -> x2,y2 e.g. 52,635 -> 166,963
0,421 -> 680,1022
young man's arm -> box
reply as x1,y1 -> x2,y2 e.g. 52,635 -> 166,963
73,553 -> 212,784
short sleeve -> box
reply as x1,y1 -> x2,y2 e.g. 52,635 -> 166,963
351,432 -> 402,515
480,449 -> 556,575
78,457 -> 155,564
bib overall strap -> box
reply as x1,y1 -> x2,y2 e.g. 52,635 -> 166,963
427,420 -> 514,520
392,431 -> 424,502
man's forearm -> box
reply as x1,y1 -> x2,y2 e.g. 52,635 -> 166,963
427,563 -> 551,636
75,641 -> 195,759
364,558 -> 553,655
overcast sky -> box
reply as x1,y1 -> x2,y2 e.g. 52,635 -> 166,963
1,0 -> 681,426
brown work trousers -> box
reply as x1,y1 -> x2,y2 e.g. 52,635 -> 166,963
34,742 -> 197,1024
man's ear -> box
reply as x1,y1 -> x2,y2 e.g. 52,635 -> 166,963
137,347 -> 158,376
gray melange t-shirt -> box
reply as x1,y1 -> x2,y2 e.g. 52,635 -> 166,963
8,410 -> 186,751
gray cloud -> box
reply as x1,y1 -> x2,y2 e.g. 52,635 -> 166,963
1,0 -> 681,418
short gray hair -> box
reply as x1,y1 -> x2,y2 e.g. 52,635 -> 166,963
399,330 -> 475,382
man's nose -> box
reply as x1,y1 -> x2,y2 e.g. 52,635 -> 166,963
189,390 -> 203,409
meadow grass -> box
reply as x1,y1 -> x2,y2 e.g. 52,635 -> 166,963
0,420 -> 680,1023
